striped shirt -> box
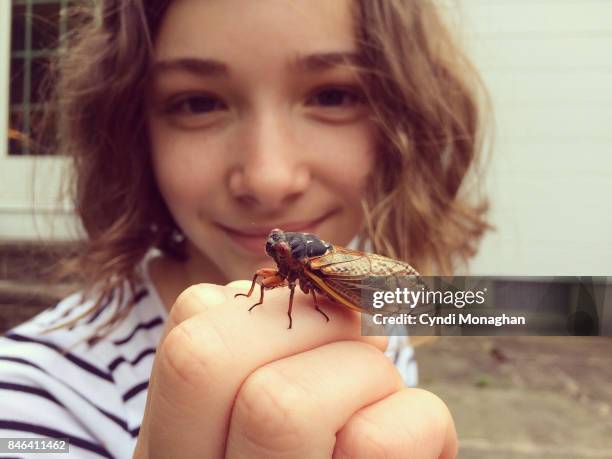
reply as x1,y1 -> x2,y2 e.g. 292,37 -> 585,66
0,264 -> 417,458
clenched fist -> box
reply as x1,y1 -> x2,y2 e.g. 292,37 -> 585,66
133,282 -> 457,458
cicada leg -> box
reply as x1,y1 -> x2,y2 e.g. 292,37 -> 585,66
249,276 -> 285,312
234,268 -> 279,299
247,283 -> 266,312
310,289 -> 330,323
287,282 -> 296,329
236,268 -> 286,315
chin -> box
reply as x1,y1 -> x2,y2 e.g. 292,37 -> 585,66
222,258 -> 268,283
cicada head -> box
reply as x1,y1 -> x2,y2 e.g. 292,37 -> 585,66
266,229 -> 292,269
266,229 -> 334,278
266,229 -> 287,255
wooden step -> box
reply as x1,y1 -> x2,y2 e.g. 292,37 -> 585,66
0,240 -> 78,332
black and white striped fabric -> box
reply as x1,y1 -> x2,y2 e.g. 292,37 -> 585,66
0,266 -> 416,458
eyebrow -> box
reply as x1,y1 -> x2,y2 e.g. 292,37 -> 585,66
150,51 -> 362,79
291,51 -> 363,72
151,58 -> 229,78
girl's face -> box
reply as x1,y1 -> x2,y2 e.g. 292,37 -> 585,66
147,0 -> 377,282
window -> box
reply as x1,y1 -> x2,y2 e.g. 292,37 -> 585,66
1,0 -> 82,240
9,0 -> 77,156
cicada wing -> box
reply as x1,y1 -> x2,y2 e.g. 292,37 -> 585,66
307,246 -> 434,316
310,246 -> 421,278
308,247 -> 367,271
306,269 -> 436,317
304,270 -> 367,313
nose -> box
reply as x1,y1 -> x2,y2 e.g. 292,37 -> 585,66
228,110 -> 311,211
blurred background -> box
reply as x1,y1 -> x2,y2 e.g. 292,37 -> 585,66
1,0 -> 611,457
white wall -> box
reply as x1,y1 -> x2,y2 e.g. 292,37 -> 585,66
450,0 -> 612,275
1,1 -> 611,275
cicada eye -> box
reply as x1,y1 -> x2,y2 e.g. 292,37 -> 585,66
266,229 -> 288,257
265,239 -> 275,256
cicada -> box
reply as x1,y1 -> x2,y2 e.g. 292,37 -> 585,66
235,228 -> 427,329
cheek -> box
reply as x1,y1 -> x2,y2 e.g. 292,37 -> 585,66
148,124 -> 223,206
315,124 -> 377,198
155,166 -> 200,214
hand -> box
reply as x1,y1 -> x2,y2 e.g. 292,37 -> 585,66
133,282 -> 457,458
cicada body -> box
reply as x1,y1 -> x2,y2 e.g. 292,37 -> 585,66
235,228 -> 427,329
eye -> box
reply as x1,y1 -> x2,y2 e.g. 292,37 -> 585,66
167,94 -> 227,115
307,87 -> 364,108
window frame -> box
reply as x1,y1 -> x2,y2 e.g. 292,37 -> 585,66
0,0 -> 76,241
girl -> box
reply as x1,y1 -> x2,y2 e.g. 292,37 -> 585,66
1,0 -> 489,457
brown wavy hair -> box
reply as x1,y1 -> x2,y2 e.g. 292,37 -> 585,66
354,1 -> 491,274
46,0 -> 490,339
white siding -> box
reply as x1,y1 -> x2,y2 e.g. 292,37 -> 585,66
452,0 -> 612,275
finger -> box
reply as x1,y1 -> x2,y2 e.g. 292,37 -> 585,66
146,283 -> 387,459
226,279 -> 257,290
334,388 -> 458,459
141,283 -> 229,439
226,341 -> 404,458
136,283 -> 229,459
229,281 -> 387,352
229,279 -> 387,352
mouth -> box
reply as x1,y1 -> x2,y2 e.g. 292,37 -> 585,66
217,209 -> 338,254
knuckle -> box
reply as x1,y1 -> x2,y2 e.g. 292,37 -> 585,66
170,283 -> 224,324
412,389 -> 453,425
234,366 -> 311,450
338,415 -> 397,459
158,318 -> 229,389
413,389 -> 456,447
226,280 -> 254,290
340,390 -> 453,459
352,341 -> 405,386
169,286 -> 203,324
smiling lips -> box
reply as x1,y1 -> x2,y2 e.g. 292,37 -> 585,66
218,210 -> 336,254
